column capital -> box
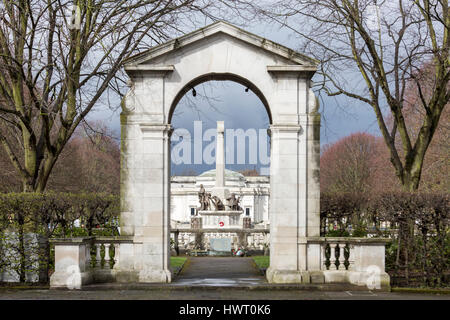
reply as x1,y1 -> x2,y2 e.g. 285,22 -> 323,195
138,123 -> 172,140
138,123 -> 172,130
269,124 -> 302,133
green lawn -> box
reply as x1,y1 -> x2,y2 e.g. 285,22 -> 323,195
170,257 -> 187,269
252,256 -> 269,269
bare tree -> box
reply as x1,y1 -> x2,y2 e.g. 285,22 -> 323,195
0,0 -> 214,192
320,132 -> 378,193
46,122 -> 121,194
393,62 -> 450,191
252,0 -> 449,191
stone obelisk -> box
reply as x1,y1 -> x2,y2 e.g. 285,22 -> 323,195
216,121 -> 225,187
211,121 -> 230,202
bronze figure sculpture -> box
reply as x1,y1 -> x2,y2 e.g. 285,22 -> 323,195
211,196 -> 225,211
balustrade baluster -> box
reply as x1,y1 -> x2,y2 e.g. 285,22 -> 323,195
329,243 -> 337,270
338,244 -> 346,270
113,243 -> 120,268
347,244 -> 355,270
95,243 -> 102,268
104,244 -> 111,269
85,243 -> 91,268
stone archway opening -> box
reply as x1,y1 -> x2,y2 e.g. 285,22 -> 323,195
168,77 -> 272,282
115,20 -> 324,284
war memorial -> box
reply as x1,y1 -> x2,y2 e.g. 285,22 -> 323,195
49,21 -> 390,290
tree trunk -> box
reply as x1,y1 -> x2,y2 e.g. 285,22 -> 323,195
397,178 -> 419,286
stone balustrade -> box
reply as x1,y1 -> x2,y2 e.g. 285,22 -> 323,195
50,236 -> 390,290
49,236 -> 133,289
308,237 -> 391,290
321,240 -> 353,271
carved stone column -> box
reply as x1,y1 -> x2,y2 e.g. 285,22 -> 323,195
266,124 -> 306,283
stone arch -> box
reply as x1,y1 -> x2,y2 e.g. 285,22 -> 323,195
118,21 -> 322,284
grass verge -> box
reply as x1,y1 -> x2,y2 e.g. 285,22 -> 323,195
252,256 -> 269,269
170,256 -> 188,276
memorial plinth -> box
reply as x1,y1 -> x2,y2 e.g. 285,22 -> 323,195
197,210 -> 244,229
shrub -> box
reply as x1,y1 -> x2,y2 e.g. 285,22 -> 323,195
0,192 -> 119,283
320,191 -> 449,287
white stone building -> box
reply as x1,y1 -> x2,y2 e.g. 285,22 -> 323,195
170,169 -> 270,252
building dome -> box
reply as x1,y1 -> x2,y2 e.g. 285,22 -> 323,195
198,169 -> 245,180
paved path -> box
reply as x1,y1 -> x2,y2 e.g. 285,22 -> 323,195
0,288 -> 448,300
173,257 -> 266,286
1,257 -> 449,300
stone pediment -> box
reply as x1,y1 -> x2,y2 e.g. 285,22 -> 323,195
123,20 -> 318,70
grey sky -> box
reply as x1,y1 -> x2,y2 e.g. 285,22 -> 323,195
171,81 -> 271,175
